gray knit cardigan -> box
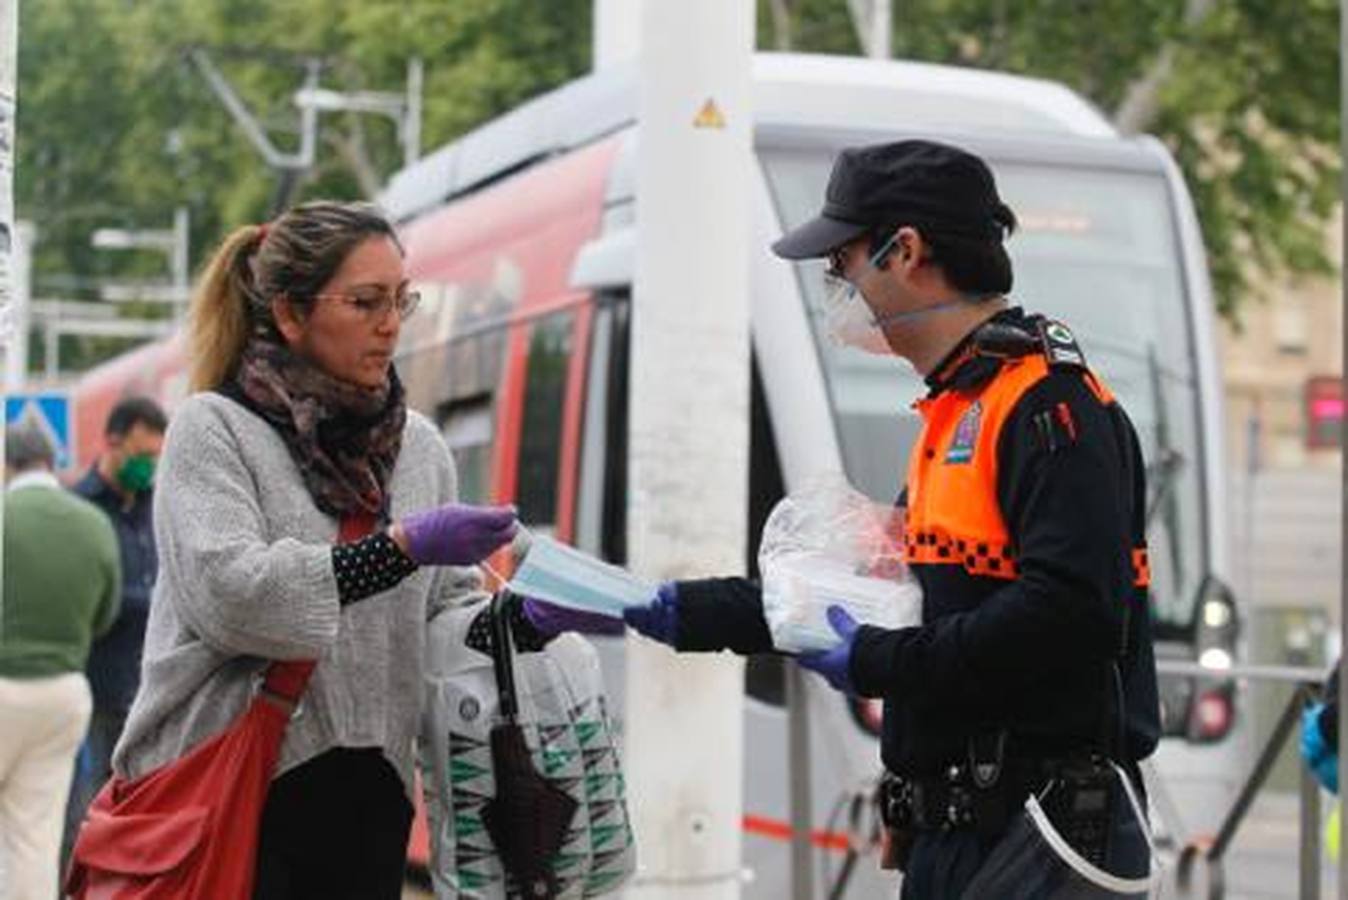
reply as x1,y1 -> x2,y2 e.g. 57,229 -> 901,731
112,391 -> 485,802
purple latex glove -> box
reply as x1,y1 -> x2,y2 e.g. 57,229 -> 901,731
797,605 -> 859,694
622,582 -> 680,647
521,597 -> 624,637
398,503 -> 517,566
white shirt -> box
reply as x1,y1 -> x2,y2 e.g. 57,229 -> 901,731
6,469 -> 62,493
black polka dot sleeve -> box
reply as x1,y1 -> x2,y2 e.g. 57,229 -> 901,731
332,531 -> 420,606
464,594 -> 552,656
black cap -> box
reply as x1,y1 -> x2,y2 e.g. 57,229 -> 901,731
772,139 -> 1009,260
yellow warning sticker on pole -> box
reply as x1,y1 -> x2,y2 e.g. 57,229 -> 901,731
693,98 -> 726,129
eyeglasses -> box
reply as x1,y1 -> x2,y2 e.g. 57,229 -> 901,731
825,245 -> 851,280
312,288 -> 421,322
828,232 -> 901,280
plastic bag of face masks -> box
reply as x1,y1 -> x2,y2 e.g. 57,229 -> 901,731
758,473 -> 921,653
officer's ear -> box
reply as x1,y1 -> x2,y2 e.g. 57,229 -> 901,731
891,226 -> 925,272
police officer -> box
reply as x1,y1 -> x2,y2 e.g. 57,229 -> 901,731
622,139 -> 1160,897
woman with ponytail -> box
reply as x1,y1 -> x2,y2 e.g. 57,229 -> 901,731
105,202 -> 519,898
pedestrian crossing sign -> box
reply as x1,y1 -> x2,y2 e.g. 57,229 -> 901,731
5,392 -> 73,470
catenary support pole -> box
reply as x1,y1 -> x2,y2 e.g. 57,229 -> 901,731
624,0 -> 754,897
0,0 -> 17,678
593,0 -> 641,71
5,220 -> 30,390
1338,0 -> 1347,894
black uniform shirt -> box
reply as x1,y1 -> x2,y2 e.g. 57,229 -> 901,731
850,310 -> 1159,777
675,309 -> 1160,780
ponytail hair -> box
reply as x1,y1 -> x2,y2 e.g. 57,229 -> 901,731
187,224 -> 266,393
187,201 -> 399,393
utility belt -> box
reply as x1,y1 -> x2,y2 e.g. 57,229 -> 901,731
881,763 -> 1030,840
880,752 -> 1117,840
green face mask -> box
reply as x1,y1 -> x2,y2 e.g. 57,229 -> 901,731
116,454 -> 156,493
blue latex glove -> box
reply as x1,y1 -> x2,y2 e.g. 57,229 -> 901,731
797,605 -> 859,695
521,597 -> 624,637
1302,703 -> 1339,794
622,582 -> 680,646
399,503 -> 517,566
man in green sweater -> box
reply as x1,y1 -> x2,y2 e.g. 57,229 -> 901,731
0,421 -> 120,900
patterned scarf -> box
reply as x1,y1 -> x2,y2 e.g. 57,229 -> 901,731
230,339 -> 406,520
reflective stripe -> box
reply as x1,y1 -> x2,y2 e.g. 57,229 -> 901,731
905,528 -> 1019,580
1082,370 -> 1115,405
1132,546 -> 1151,588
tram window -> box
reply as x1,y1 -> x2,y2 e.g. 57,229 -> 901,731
439,397 -> 493,505
576,302 -> 614,558
600,296 -> 630,565
745,356 -> 789,707
516,312 -> 574,528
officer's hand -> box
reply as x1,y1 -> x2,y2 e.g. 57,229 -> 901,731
797,605 -> 859,695
1302,703 -> 1339,794
623,582 -> 680,647
520,596 -> 625,638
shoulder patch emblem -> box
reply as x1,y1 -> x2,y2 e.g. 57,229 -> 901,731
1038,319 -> 1086,368
946,401 -> 981,464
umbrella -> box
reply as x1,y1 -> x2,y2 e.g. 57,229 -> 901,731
482,591 -> 579,898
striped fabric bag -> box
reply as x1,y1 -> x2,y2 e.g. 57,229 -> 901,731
422,599 -> 636,899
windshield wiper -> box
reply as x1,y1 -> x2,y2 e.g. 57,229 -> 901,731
1145,446 -> 1185,526
1145,344 -> 1186,587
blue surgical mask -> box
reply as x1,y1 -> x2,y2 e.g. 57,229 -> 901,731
507,532 -> 656,616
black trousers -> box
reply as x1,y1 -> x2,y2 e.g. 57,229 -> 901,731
898,785 -> 1150,899
253,747 -> 413,900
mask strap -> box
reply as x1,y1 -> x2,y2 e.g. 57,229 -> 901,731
871,297 -> 971,328
866,233 -> 898,270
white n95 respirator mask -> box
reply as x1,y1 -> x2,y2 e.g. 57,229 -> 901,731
823,279 -> 892,355
821,234 -> 899,356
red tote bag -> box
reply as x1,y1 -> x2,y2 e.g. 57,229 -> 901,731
65,514 -> 374,900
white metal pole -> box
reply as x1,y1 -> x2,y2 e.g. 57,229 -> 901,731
872,0 -> 893,59
1338,2 -> 1347,897
625,0 -> 753,897
6,219 -> 31,389
404,57 -> 422,167
785,667 -> 814,899
0,0 -> 16,604
171,206 -> 189,322
593,0 -> 641,71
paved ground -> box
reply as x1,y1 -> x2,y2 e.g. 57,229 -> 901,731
399,792 -> 1337,899
5,791 -> 1318,899
1167,790 -> 1339,900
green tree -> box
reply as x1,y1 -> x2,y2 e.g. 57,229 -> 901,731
761,0 -> 1340,320
15,0 -> 1338,369
16,0 -> 590,371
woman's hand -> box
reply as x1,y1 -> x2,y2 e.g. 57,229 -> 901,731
394,503 -> 517,566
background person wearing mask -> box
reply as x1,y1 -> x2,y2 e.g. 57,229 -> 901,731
1302,663 -> 1339,794
63,395 -> 167,862
0,423 -> 121,900
103,202 -> 519,899
623,140 -> 1159,897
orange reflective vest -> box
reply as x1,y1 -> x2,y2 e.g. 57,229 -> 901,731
903,352 -> 1150,588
